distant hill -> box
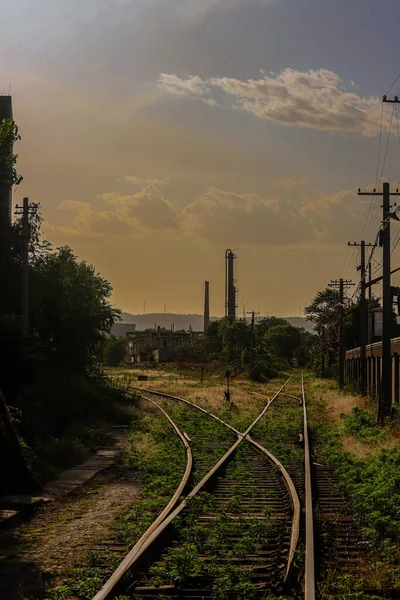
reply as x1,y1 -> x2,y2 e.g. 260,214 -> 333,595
120,312 -> 315,333
285,317 -> 315,333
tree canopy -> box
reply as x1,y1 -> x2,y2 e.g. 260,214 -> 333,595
30,246 -> 120,373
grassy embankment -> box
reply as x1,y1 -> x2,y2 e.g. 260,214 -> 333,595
306,373 -> 400,599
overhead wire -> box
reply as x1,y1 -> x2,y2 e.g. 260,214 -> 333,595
360,102 -> 384,238
386,71 -> 400,96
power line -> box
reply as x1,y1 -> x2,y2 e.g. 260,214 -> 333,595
379,104 -> 395,183
386,71 -> 400,96
360,103 -> 384,238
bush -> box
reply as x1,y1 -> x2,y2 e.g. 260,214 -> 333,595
104,337 -> 125,366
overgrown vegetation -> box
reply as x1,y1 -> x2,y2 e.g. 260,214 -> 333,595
307,378 -> 400,597
0,117 -> 122,493
145,443 -> 281,599
202,316 -> 315,381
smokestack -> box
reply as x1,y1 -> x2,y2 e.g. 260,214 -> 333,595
225,249 -> 236,318
204,281 -> 210,332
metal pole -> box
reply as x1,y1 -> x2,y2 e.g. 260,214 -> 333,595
381,182 -> 392,422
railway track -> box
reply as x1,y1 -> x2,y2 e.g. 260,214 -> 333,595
92,376 -> 308,600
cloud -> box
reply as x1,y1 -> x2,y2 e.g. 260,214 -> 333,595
53,186 -> 180,239
157,68 -> 386,136
51,181 -> 367,250
182,184 -> 367,247
56,200 -> 135,238
171,0 -> 277,22
102,186 -> 180,230
183,187 -> 313,245
123,175 -> 171,187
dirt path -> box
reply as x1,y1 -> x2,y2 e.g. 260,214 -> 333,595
0,467 -> 140,599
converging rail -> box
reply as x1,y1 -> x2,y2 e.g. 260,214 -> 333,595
302,376 -> 315,600
135,385 -> 300,582
92,394 -> 193,600
93,376 -> 301,599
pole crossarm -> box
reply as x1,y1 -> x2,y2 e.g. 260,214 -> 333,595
366,267 -> 400,289
383,95 -> 400,103
329,278 -> 354,389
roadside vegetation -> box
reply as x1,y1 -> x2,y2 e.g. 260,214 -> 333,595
307,376 -> 400,598
0,118 -> 124,493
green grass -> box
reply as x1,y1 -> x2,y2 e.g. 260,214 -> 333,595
307,378 -> 400,596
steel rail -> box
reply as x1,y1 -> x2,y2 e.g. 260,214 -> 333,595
302,375 -> 315,600
130,385 -> 241,437
92,394 -> 193,600
93,376 -> 296,599
251,390 -> 303,405
131,378 -> 300,583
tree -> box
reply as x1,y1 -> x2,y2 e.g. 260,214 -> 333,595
104,336 -> 126,366
204,320 -> 223,359
0,118 -> 23,313
29,246 -> 120,373
264,323 -> 302,362
0,118 -> 22,193
255,316 -> 289,339
305,288 -> 341,376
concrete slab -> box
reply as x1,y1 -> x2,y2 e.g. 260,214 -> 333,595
0,495 -> 49,511
0,509 -> 20,527
42,426 -> 127,498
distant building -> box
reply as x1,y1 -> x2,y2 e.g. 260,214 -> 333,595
111,323 -> 136,337
0,95 -> 13,225
124,328 -> 201,364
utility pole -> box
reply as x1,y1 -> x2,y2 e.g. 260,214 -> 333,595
247,310 -> 260,349
368,263 -> 373,345
14,198 -> 36,326
358,180 -> 400,422
348,241 -> 374,395
329,279 -> 354,389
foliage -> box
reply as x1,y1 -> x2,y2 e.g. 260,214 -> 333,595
172,339 -> 206,361
104,336 -> 126,366
211,564 -> 256,600
203,316 -> 307,378
311,396 -> 400,543
30,246 -> 120,373
0,118 -> 22,193
305,288 -> 341,375
255,316 -> 289,338
264,323 -> 302,361
343,407 -> 387,444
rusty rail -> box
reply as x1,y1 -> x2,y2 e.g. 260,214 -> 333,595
131,379 -> 300,583
92,394 -> 193,600
93,376 -> 299,599
302,375 -> 315,599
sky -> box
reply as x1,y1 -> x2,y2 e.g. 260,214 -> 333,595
2,0 -> 400,317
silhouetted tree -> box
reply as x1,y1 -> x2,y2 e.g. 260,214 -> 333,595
30,246 -> 120,373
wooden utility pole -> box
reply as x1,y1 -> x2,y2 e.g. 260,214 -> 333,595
358,180 -> 400,422
247,310 -> 260,349
14,197 -> 36,326
348,241 -> 374,395
329,279 -> 354,389
368,262 -> 373,345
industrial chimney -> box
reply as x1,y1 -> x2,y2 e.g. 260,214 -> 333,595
204,281 -> 210,332
225,249 -> 236,318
